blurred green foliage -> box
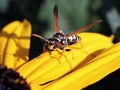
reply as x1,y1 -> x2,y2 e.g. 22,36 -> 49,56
0,0 -> 120,42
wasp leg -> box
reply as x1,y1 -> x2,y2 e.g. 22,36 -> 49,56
43,43 -> 54,58
37,43 -> 47,58
70,48 -> 74,69
57,47 -> 74,69
65,47 -> 75,69
58,48 -> 65,63
43,43 -> 49,53
78,40 -> 89,54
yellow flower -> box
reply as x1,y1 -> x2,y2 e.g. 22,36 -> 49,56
0,19 -> 31,90
0,19 -> 120,90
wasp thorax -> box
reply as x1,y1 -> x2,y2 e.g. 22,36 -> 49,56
52,33 -> 65,42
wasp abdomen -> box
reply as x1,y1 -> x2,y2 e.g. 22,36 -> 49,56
67,35 -> 80,45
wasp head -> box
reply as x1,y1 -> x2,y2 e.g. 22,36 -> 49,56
47,38 -> 59,51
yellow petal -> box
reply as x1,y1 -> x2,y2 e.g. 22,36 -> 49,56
30,84 -> 44,90
41,42 -> 120,90
78,32 -> 114,52
0,19 -> 31,69
0,20 -> 21,64
15,19 -> 31,68
17,32 -> 113,85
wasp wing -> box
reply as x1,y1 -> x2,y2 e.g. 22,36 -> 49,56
66,20 -> 102,37
53,5 -> 59,34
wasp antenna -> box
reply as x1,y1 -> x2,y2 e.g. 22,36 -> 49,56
54,4 -> 59,34
32,34 -> 49,42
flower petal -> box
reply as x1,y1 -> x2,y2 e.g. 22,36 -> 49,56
41,42 -> 120,90
41,43 -> 120,90
0,20 -> 21,64
78,32 -> 114,52
17,32 -> 113,85
0,19 -> 31,69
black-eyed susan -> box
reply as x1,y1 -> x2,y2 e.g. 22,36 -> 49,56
1,19 -> 120,90
0,19 -> 31,90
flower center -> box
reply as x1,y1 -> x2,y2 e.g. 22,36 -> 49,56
0,64 -> 31,90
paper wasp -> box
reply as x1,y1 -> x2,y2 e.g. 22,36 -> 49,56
33,5 -> 102,53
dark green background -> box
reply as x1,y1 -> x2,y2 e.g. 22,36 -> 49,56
0,0 -> 120,42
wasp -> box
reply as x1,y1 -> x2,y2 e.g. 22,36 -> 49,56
33,5 -> 102,52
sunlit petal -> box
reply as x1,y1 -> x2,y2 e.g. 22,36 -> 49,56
17,32 -> 113,86
38,42 -> 120,90
0,19 -> 31,69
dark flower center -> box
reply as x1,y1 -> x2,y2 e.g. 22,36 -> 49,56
0,64 -> 31,90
